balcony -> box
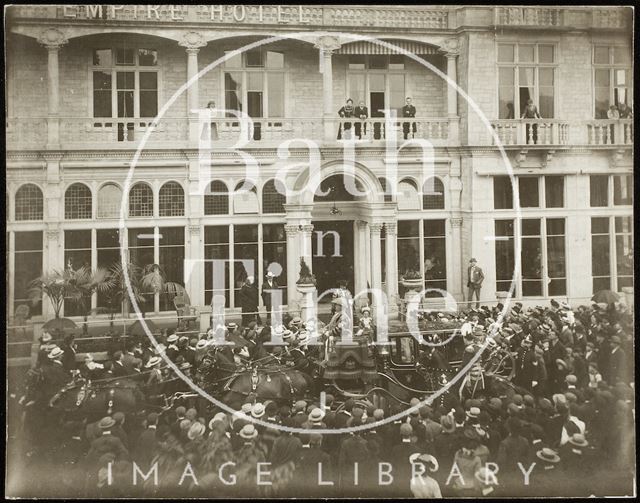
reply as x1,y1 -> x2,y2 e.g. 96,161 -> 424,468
494,7 -> 564,27
491,119 -> 633,147
6,116 -> 456,150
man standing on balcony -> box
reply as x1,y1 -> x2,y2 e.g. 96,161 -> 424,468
262,271 -> 279,323
337,98 -> 355,140
521,99 -> 541,144
402,97 -> 417,140
354,100 -> 368,139
467,258 -> 484,309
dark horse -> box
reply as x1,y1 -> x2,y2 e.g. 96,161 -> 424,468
197,347 -> 314,409
49,376 -> 146,422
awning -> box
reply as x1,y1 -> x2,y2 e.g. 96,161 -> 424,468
336,39 -> 440,55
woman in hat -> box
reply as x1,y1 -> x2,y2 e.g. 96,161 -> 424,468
451,434 -> 483,496
409,453 -> 442,498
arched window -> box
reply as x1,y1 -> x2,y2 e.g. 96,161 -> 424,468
129,182 -> 153,217
97,183 -> 123,219
422,177 -> 445,210
233,180 -> 259,214
378,177 -> 393,202
204,180 -> 229,215
262,179 -> 286,214
397,178 -> 421,211
64,183 -> 92,219
159,181 -> 184,217
15,184 -> 43,221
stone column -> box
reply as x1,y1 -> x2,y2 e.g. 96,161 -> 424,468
38,29 -> 67,149
314,36 -> 341,142
43,228 -> 63,319
179,32 -> 207,147
369,223 -> 384,313
450,217 -> 464,302
186,224 -> 204,308
285,224 -> 300,307
384,222 -> 399,313
441,38 -> 460,145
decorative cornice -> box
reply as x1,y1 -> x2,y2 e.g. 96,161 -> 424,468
37,28 -> 68,50
440,37 -> 461,57
179,31 -> 207,51
46,229 -> 60,241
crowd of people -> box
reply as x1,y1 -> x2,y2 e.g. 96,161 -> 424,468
16,298 -> 635,498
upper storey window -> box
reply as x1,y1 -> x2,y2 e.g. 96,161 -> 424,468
222,49 -> 285,120
92,48 -> 158,118
497,43 -> 556,119
593,45 -> 632,119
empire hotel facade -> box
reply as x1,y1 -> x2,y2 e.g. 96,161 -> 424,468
6,5 -> 633,338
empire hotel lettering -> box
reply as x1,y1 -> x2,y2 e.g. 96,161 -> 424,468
62,5 -> 311,24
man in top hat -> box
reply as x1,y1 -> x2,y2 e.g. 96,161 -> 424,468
467,258 -> 484,309
262,270 -> 280,323
61,334 -> 78,373
238,275 -> 260,327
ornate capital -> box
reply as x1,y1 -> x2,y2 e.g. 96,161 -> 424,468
384,222 -> 397,236
179,31 -> 207,51
46,229 -> 60,241
300,224 -> 314,234
314,35 -> 341,54
284,224 -> 300,236
450,217 -> 463,228
37,28 -> 68,50
370,223 -> 384,234
440,37 -> 461,57
189,225 -> 201,236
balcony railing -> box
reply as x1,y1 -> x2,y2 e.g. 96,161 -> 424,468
495,7 -> 564,27
586,119 -> 633,146
491,119 -> 570,146
332,117 -> 450,144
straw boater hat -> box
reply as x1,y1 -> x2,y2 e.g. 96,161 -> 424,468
282,329 -> 293,341
239,424 -> 258,440
251,403 -> 266,419
145,356 -> 161,368
361,306 -> 371,313
48,346 -> 64,359
209,412 -> 228,430
308,408 -> 325,423
409,453 -> 439,472
297,330 -> 310,345
536,447 -> 560,463
567,433 -> 588,447
266,271 -> 275,278
196,339 -> 208,350
466,407 -> 481,419
167,334 -> 178,343
187,422 -> 206,440
99,416 -> 116,429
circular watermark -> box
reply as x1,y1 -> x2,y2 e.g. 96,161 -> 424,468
120,31 -> 522,435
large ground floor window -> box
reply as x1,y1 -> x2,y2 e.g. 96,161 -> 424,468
13,231 -> 43,317
204,223 -> 287,309
396,219 -> 447,297
591,216 -> 633,293
494,217 -> 566,298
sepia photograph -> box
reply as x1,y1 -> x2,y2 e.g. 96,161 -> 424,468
5,4 -> 635,498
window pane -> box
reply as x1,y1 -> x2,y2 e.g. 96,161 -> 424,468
522,236 -> 542,295
139,72 -> 157,90
15,230 -> 43,251
97,228 -> 120,248
538,45 -> 554,63
590,175 -> 609,207
389,74 -> 405,111
498,44 -> 515,62
616,234 -> 633,273
539,68 -> 554,87
539,86 -> 554,118
368,55 -> 388,69
245,49 -> 264,67
547,235 -> 566,279
93,49 -> 112,66
267,73 -> 284,118
591,234 -> 610,277
546,218 -> 565,236
499,85 -> 515,119
116,72 -> 135,89
98,183 -> 123,219
225,72 -> 243,115
519,67 -> 535,86
398,220 -> 419,238
117,91 -> 134,117
398,237 -> 420,274
138,49 -> 158,66
205,225 -> 229,244
495,219 -> 514,237
499,67 -> 515,86
93,72 -> 112,117
594,69 -> 610,87
522,218 -> 541,236
614,69 -> 628,86
348,74 -> 366,105
518,45 -> 535,63
594,46 -> 609,64
369,73 -> 385,92
615,216 -> 632,234
613,46 -> 630,65
224,50 -> 242,68
423,219 -> 445,236
140,91 -> 157,117
613,175 -> 632,205
594,87 -> 610,119
494,176 -> 513,209
518,177 -> 539,208
266,51 -> 284,69
115,48 -> 135,65
545,176 -> 564,208
348,55 -> 365,70
591,217 -> 609,234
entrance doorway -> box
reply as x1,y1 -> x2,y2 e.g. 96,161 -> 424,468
312,221 -> 355,300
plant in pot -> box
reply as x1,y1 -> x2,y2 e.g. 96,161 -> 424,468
296,258 -> 316,286
401,269 -> 423,289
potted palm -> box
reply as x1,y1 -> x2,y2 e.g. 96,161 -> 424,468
105,261 -> 148,335
28,269 -> 79,337
64,265 -> 114,336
